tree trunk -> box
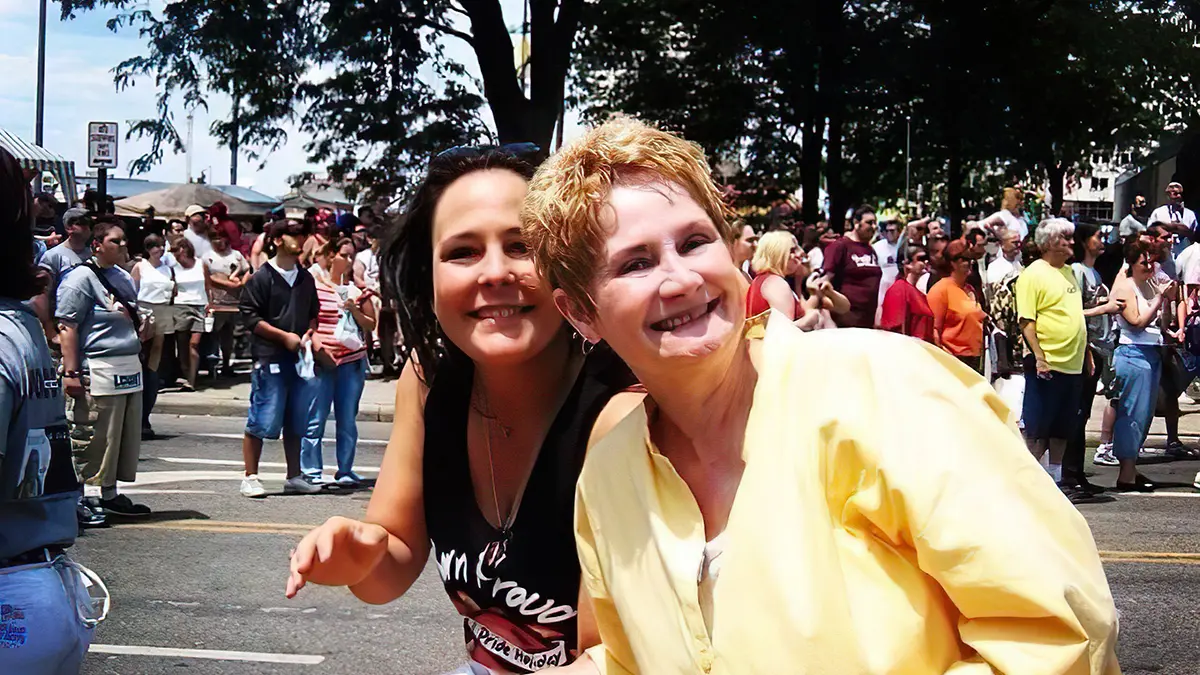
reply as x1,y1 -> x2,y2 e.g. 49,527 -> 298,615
465,0 -> 582,153
827,108 -> 846,232
947,140 -> 962,238
1046,161 -> 1065,217
799,57 -> 824,224
230,93 -> 240,186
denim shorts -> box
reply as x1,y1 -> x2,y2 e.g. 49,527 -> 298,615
1022,355 -> 1085,441
245,361 -> 317,440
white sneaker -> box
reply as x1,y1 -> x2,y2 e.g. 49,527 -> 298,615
1093,444 -> 1119,466
240,475 -> 267,498
1139,446 -> 1166,457
1194,471 -> 1200,490
283,475 -> 323,495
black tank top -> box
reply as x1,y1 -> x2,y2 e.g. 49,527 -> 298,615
423,348 -> 634,673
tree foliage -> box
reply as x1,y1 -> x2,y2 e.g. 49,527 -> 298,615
57,0 -> 583,199
575,0 -> 1200,228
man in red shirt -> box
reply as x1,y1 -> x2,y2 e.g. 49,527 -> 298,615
822,206 -> 883,328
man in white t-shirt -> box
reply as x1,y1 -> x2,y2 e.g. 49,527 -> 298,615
1148,182 -> 1198,259
183,204 -> 214,260
1118,194 -> 1148,240
986,227 -> 1025,285
873,218 -> 902,312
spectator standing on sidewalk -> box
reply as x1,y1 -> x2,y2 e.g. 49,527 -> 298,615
873,218 -> 902,323
1016,218 -> 1088,493
822,205 -> 882,328
1110,241 -> 1175,492
208,201 -> 245,256
182,204 -> 214,260
1065,223 -> 1124,502
879,244 -> 935,343
57,220 -> 151,518
301,239 -> 376,487
169,239 -> 210,392
0,146 -> 107,673
1149,182 -> 1197,259
131,234 -> 176,440
203,227 -> 249,377
238,219 -> 321,498
928,240 -> 987,374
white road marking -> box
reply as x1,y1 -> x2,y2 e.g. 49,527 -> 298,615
89,644 -> 325,665
118,489 -> 219,495
1114,491 -> 1200,498
181,432 -> 387,446
154,456 -> 379,472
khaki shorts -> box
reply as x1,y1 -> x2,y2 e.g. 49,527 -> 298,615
170,304 -> 206,334
142,302 -> 173,337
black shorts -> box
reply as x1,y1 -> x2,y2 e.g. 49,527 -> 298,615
1021,355 -> 1084,441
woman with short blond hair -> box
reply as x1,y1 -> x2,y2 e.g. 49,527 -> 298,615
522,118 -> 1119,675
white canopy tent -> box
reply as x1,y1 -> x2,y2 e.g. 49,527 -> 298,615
0,126 -> 78,204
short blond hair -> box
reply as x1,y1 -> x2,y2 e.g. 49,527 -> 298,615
752,231 -> 797,277
522,117 -> 734,317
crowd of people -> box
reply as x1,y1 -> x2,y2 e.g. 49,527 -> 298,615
23,188 -> 398,527
8,116 -> 1194,672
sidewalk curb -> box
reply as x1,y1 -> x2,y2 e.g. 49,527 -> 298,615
153,397 -> 395,424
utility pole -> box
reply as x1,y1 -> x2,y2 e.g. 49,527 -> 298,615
34,0 -> 47,193
186,111 -> 194,183
905,115 -> 912,214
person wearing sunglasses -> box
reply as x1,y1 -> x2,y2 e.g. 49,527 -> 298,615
879,244 -> 935,342
928,240 -> 988,373
285,144 -> 638,674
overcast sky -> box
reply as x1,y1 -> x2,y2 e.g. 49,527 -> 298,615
0,0 -> 581,199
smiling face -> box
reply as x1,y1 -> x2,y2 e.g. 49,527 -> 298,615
432,169 -> 562,366
563,181 -> 744,375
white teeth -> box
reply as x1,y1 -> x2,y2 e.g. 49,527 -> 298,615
659,312 -> 694,330
479,307 -> 519,319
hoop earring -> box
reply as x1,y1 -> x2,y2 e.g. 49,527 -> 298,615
581,340 -> 596,356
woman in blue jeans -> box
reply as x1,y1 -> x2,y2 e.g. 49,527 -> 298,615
302,239 -> 377,487
1111,240 -> 1175,491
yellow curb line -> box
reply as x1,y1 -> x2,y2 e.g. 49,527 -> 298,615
114,520 -> 315,535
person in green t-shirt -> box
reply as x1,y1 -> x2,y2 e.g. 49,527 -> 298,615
1015,218 -> 1089,492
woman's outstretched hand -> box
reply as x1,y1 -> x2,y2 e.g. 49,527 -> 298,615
286,516 -> 389,598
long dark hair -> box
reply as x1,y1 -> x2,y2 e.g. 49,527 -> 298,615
379,150 -> 537,385
1072,222 -> 1100,262
0,148 -> 46,300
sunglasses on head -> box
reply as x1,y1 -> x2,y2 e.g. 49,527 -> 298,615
434,142 -> 541,163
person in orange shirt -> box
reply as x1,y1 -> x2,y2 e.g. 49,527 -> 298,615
928,239 -> 988,373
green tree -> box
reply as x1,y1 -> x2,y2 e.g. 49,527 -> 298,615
58,0 -> 586,197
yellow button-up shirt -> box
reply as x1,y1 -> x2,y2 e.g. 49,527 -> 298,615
576,314 -> 1120,674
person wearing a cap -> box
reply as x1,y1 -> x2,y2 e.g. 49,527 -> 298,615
37,208 -> 95,344
183,204 -> 214,260
1148,181 -> 1198,259
928,239 -> 988,374
1016,218 -> 1090,496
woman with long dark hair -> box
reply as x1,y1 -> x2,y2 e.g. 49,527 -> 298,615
285,147 -> 636,674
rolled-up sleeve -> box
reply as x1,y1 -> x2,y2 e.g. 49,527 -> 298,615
575,485 -> 636,675
863,345 -> 1120,674
55,275 -> 91,326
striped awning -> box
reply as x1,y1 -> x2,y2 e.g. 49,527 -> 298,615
0,127 -> 78,204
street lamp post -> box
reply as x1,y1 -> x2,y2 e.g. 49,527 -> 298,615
34,0 -> 47,193
905,115 -> 912,214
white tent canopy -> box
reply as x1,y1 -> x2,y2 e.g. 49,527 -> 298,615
114,183 -> 280,219
0,127 -> 78,204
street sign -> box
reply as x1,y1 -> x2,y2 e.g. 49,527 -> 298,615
88,121 -> 118,169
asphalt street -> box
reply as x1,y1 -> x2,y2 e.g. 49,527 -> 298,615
74,414 -> 1200,675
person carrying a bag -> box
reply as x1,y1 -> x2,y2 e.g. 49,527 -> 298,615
56,219 -> 152,518
301,238 -> 376,487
